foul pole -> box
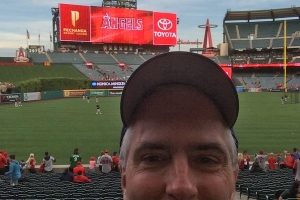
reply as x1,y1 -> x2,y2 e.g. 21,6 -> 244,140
284,20 -> 287,93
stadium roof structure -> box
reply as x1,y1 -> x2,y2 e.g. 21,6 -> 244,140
224,6 -> 300,22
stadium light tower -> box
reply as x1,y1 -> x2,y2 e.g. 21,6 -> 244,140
102,0 -> 137,9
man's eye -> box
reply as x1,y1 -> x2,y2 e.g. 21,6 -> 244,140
196,156 -> 219,165
142,155 -> 163,163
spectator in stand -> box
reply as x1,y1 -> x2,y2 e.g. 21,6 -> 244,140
88,157 -> 96,173
100,150 -> 113,173
4,152 -> 10,172
97,151 -> 105,172
293,156 -> 300,180
73,170 -> 91,183
243,150 -> 251,170
285,152 -> 294,169
60,168 -> 74,182
250,160 -> 262,173
43,152 -> 56,173
4,155 -> 21,186
238,153 -> 244,170
0,150 -> 7,175
69,148 -> 82,172
276,153 -> 286,169
254,150 -> 268,172
267,153 -> 276,170
112,152 -> 120,172
278,181 -> 300,200
293,148 -> 300,160
26,153 -> 37,173
73,161 -> 85,175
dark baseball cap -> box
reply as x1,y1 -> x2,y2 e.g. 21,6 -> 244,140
120,52 -> 239,149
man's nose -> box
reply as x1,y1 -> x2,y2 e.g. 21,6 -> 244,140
165,156 -> 198,199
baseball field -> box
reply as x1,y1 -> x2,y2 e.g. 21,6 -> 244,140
0,64 -> 299,164
1,92 -> 299,164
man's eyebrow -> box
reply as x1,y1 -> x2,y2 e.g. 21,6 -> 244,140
134,142 -> 170,152
189,142 -> 228,155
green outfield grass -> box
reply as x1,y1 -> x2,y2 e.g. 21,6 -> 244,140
0,92 -> 299,164
0,64 -> 86,86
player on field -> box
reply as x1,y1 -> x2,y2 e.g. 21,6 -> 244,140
86,96 -> 90,103
96,104 -> 101,114
95,96 -> 98,102
69,148 -> 82,172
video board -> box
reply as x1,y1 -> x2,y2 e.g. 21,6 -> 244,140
59,3 -> 177,46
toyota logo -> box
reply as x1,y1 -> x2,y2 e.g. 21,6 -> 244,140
157,18 -> 173,31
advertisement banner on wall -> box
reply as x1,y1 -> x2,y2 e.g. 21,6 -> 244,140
90,90 -> 107,97
108,90 -> 123,96
0,94 -> 20,103
63,90 -> 87,97
23,92 -> 41,101
59,3 -> 177,46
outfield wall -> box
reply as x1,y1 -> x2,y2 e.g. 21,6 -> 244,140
0,89 -> 122,104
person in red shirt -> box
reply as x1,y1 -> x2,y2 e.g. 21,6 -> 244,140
73,170 -> 91,183
73,162 -> 85,175
0,150 -> 7,175
243,150 -> 251,169
111,152 -> 120,172
268,153 -> 276,170
286,152 -> 294,169
26,153 -> 37,173
238,153 -> 244,170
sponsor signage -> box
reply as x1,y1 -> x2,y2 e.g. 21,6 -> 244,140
24,92 -> 41,101
1,94 -> 20,103
59,4 -> 91,42
63,90 -> 87,97
153,12 -> 177,45
91,81 -> 126,89
90,90 -> 107,97
269,89 -> 281,92
108,90 -> 123,96
28,45 -> 45,53
59,3 -> 177,45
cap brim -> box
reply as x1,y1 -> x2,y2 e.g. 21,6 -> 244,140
121,51 -> 239,128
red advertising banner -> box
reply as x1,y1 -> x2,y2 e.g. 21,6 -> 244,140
153,12 -> 177,46
59,3 -> 91,42
91,7 -> 153,44
59,3 -> 177,45
219,63 -> 300,68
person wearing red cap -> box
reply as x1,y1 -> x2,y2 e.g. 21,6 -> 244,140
73,170 -> 91,183
0,150 -> 7,175
88,157 -> 96,173
254,150 -> 268,172
73,161 -> 85,175
99,150 -> 113,173
118,52 -> 240,200
276,153 -> 286,169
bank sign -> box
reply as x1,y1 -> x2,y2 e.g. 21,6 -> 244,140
59,3 -> 177,46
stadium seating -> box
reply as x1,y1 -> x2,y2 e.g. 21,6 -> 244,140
48,53 -> 84,64
81,53 -> 117,64
0,172 -> 123,199
30,53 -> 49,63
252,39 -> 271,49
238,23 -> 256,39
231,40 -> 250,50
113,53 -> 145,65
256,21 -> 281,38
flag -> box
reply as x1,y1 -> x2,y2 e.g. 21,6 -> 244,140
50,34 -> 52,42
38,33 -> 40,41
26,29 -> 30,39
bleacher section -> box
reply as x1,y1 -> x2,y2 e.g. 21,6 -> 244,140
225,23 -> 237,39
272,38 -> 292,48
252,39 -> 271,49
30,53 -> 49,63
237,23 -> 256,39
237,168 -> 294,200
140,54 -> 156,61
113,53 -> 144,65
217,56 -> 231,64
48,53 -> 84,64
231,40 -> 250,50
81,53 -> 117,64
256,21 -> 280,38
0,172 -> 123,199
278,20 -> 300,37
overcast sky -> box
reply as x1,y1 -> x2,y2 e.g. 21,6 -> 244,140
0,0 -> 299,56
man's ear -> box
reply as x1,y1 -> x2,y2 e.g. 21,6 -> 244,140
120,166 -> 127,199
